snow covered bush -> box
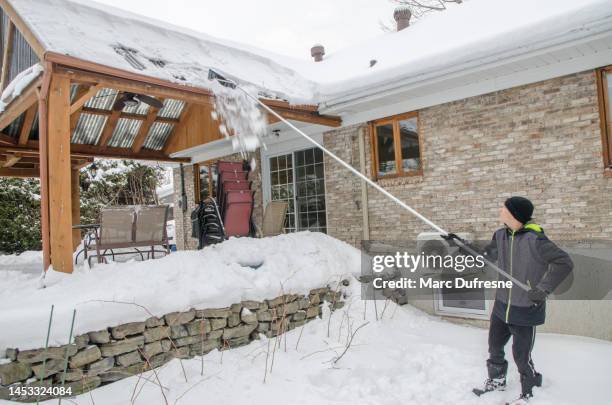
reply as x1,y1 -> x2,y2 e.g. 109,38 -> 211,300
0,178 -> 41,254
79,160 -> 165,225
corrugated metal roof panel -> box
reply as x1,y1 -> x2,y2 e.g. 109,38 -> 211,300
85,88 -> 117,110
123,99 -> 150,115
108,118 -> 142,148
8,29 -> 39,83
70,84 -> 79,103
28,112 -> 39,141
3,113 -> 24,138
72,113 -> 107,145
143,122 -> 174,150
157,99 -> 184,119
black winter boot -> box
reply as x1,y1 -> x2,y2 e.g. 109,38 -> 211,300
521,371 -> 543,397
473,360 -> 508,396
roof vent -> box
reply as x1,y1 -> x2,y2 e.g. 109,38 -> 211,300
393,6 -> 412,31
311,44 -> 325,62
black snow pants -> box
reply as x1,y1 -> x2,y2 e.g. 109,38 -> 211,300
487,313 -> 542,395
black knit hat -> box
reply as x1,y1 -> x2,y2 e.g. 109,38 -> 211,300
504,196 -> 534,224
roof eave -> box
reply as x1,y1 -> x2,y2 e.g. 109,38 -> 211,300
319,16 -> 612,115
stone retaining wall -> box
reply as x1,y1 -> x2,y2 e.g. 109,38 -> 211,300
0,286 -> 345,402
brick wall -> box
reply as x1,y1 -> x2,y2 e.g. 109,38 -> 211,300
173,151 -> 263,251
324,70 -> 612,245
323,69 -> 612,340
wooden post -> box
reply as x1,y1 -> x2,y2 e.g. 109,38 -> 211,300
71,168 -> 81,251
38,67 -> 51,272
47,74 -> 73,273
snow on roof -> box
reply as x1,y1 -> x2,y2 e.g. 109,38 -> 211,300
302,0 -> 612,101
8,0 -> 320,103
8,0 -> 612,106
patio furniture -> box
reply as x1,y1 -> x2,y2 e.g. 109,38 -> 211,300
223,190 -> 255,237
216,160 -> 255,238
72,223 -> 100,264
259,201 -> 288,237
86,205 -> 170,265
192,197 -> 225,249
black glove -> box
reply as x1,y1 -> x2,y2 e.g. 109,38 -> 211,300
441,233 -> 482,255
441,233 -> 465,247
528,288 -> 548,303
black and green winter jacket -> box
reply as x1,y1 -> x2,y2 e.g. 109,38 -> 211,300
485,223 -> 573,326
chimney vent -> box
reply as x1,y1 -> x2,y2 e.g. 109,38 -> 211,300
311,44 -> 325,62
393,6 -> 412,31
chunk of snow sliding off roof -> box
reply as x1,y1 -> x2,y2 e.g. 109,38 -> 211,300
210,80 -> 267,155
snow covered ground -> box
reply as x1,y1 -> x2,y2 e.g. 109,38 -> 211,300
0,251 -> 42,274
0,232 -> 358,353
3,280 -> 610,405
1,233 -> 610,404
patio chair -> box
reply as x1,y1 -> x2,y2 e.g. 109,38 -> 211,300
259,201 -> 288,237
86,205 -> 170,265
223,190 -> 255,237
134,205 -> 170,259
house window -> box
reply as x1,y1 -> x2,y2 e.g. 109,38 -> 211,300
268,147 -> 327,233
195,163 -> 217,203
596,67 -> 612,169
371,112 -> 422,179
269,153 -> 296,232
434,287 -> 489,320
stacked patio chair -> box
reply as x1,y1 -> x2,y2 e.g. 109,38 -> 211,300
192,197 -> 225,249
216,160 -> 256,237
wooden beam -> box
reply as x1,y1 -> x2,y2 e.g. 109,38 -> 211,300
80,106 -> 179,125
0,132 -> 16,145
162,104 -> 192,154
0,0 -> 46,58
3,153 -> 20,167
52,64 -> 214,106
97,108 -> 121,148
18,104 -> 37,145
132,98 -> 164,152
47,74 -> 73,273
0,145 -> 38,155
72,158 -> 93,170
71,168 -> 81,251
0,78 -> 40,130
261,99 -> 319,112
0,21 -> 14,91
69,85 -> 92,135
69,83 -> 102,115
267,107 -> 342,127
0,167 -> 39,177
0,142 -> 190,163
70,143 -> 190,162
38,62 -> 52,272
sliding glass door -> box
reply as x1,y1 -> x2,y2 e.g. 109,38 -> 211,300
268,147 -> 326,233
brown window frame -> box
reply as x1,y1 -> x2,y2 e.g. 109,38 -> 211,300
369,111 -> 423,180
194,162 -> 216,203
596,67 -> 612,174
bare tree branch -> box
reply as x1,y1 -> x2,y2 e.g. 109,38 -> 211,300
381,0 -> 465,31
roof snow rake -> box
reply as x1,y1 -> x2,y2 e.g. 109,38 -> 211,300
208,69 -> 529,292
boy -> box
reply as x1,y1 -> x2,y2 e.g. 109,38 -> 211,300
473,196 -> 573,404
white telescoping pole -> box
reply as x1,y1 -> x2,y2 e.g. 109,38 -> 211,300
218,75 -> 529,292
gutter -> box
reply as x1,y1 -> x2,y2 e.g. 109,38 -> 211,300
319,15 -> 612,114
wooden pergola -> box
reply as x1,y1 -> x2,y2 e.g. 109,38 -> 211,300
0,0 -> 341,273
